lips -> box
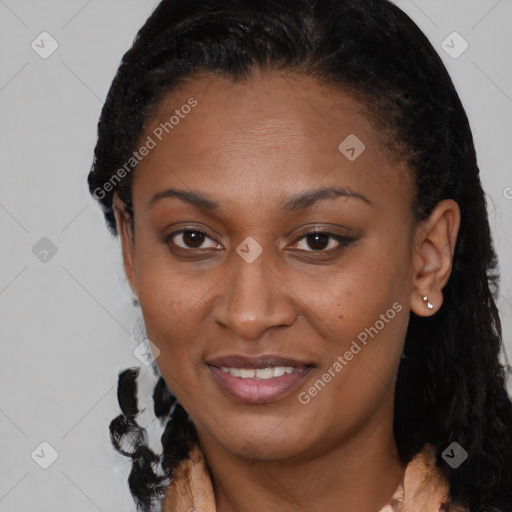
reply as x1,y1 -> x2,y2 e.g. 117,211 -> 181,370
207,354 -> 314,404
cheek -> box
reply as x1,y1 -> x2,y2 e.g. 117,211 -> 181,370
295,289 -> 408,443
133,257 -> 203,371
296,238 -> 411,400
134,233 -> 213,330
303,275 -> 407,393
304,242 -> 410,343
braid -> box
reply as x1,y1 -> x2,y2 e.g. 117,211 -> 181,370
110,369 -> 148,457
153,375 -> 175,419
109,366 -> 197,511
161,403 -> 198,477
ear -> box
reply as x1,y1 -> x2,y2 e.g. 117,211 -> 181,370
113,194 -> 138,298
410,199 -> 460,317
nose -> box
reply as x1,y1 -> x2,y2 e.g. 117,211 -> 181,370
212,250 -> 298,340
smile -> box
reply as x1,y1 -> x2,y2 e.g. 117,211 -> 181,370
207,355 -> 314,404
219,366 -> 298,379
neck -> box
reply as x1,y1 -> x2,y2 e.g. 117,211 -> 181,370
197,407 -> 405,512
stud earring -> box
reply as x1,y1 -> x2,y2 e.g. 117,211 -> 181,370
423,296 -> 434,310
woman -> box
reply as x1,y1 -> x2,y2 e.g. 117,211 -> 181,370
87,0 -> 512,510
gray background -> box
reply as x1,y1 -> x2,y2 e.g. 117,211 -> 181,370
1,1 -> 511,511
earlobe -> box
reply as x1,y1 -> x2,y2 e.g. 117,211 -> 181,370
410,199 -> 460,317
113,194 -> 138,298
411,290 -> 441,317
410,247 -> 443,316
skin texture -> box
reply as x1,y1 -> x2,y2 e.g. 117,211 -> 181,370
113,70 -> 460,512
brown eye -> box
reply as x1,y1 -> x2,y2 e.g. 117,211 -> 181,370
291,231 -> 354,252
304,232 -> 330,250
166,229 -> 221,250
182,230 -> 205,248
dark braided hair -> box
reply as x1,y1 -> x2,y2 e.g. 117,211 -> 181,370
109,362 -> 198,511
88,0 -> 512,510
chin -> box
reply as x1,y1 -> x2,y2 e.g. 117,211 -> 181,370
204,417 -> 314,462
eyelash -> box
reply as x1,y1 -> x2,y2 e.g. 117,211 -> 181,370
164,228 -> 356,255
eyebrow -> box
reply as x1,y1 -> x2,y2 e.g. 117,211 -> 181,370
147,185 -> 372,211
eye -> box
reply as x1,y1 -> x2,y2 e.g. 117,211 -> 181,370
164,228 -> 355,255
166,229 -> 222,251
290,231 -> 355,252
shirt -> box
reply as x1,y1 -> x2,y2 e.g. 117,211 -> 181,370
161,442 -> 467,512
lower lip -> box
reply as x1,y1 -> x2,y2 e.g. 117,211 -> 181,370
208,365 -> 313,404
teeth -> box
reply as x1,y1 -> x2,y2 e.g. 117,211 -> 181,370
272,367 -> 285,377
220,366 -> 298,380
256,367 -> 274,379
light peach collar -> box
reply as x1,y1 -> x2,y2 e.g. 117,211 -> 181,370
161,442 -> 459,512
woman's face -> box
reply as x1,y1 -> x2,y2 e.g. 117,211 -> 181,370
115,70 -> 422,461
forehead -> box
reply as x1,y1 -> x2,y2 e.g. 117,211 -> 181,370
132,70 -> 413,215
144,70 -> 370,152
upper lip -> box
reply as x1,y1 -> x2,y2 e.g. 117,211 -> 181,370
207,354 -> 313,370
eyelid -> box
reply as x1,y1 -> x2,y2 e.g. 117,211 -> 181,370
287,223 -> 354,242
164,225 -> 356,255
290,224 -> 352,237
289,230 -> 356,253
164,227 -> 222,250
